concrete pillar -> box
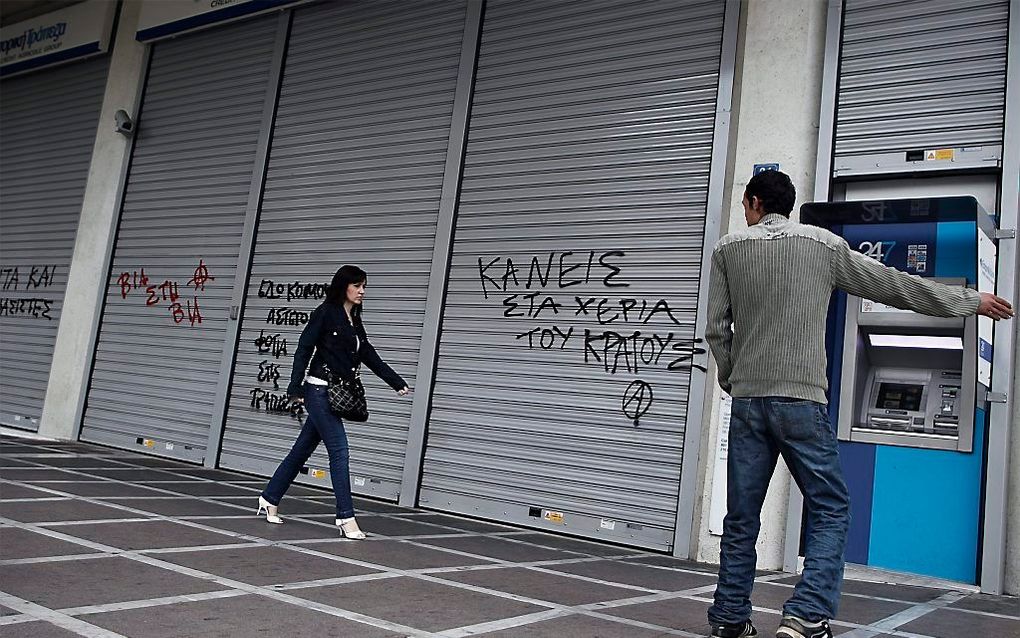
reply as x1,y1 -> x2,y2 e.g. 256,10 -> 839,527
691,0 -> 829,569
37,2 -> 147,440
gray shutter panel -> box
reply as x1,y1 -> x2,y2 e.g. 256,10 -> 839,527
419,0 -> 725,550
834,0 -> 1009,167
79,17 -> 278,461
0,57 -> 108,431
218,0 -> 468,500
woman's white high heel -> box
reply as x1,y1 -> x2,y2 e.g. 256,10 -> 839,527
336,517 -> 366,539
257,496 -> 283,524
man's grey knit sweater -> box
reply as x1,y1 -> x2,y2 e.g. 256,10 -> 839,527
706,213 -> 981,403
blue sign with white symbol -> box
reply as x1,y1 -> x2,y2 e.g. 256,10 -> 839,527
978,338 -> 993,363
753,163 -> 780,175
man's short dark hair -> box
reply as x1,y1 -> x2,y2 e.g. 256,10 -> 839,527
744,170 -> 796,216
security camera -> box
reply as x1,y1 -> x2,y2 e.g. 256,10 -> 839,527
114,109 -> 134,136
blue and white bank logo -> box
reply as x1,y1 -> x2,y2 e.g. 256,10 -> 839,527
0,21 -> 68,58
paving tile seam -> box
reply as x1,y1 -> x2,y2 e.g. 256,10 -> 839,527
0,591 -> 129,638
3,439 -> 1011,638
271,572 -> 403,591
843,591 -> 970,638
140,542 -> 265,554
0,490 -> 944,638
522,563 -> 670,594
940,605 -> 1020,620
55,589 -> 250,616
0,514 -> 442,638
0,552 -> 111,566
0,614 -> 35,627
8,456 -> 587,550
583,609 -> 706,638
3,485 -> 701,638
433,608 -> 572,638
41,518 -> 157,526
721,577 -> 971,609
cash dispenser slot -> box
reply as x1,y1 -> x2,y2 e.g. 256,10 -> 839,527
837,278 -> 978,452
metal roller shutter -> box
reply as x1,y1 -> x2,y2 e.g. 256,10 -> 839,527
0,57 -> 109,432
834,0 -> 1009,167
419,0 -> 726,550
79,17 -> 279,462
218,0 -> 468,500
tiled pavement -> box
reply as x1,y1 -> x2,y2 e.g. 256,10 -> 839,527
1,435 -> 1017,638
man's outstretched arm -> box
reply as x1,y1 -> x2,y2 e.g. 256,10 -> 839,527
830,238 -> 1013,320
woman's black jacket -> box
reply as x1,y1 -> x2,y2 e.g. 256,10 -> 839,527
286,302 -> 405,398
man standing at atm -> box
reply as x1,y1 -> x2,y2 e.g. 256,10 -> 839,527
703,169 -> 1013,638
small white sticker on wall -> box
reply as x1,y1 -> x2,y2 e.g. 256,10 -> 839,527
353,476 -> 366,487
600,519 -> 616,531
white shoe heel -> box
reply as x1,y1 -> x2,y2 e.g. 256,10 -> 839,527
336,517 -> 366,540
257,496 -> 283,524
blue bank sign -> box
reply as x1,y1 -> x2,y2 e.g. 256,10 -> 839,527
0,0 -> 116,77
137,0 -> 310,42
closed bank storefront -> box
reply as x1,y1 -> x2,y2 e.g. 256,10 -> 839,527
418,0 -> 733,551
0,1 -> 115,432
69,0 -> 737,553
218,0 -> 470,501
79,10 -> 283,461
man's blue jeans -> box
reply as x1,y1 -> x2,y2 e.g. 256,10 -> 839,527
708,397 -> 850,625
262,385 -> 355,519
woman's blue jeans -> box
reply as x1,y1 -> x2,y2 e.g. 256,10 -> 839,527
708,397 -> 850,625
261,385 -> 355,519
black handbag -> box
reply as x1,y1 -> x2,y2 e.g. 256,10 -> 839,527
322,363 -> 369,422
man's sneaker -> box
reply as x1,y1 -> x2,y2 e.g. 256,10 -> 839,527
711,620 -> 758,638
776,616 -> 833,638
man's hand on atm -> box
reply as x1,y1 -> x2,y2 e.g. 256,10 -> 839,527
977,293 -> 1014,320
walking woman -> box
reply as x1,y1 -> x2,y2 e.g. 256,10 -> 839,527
258,265 -> 409,539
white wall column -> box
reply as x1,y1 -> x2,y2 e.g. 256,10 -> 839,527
37,2 -> 148,440
691,0 -> 829,570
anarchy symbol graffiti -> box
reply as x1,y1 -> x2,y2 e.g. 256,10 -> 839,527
621,379 -> 653,426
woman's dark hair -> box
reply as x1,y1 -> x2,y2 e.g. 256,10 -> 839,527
744,169 -> 796,216
325,265 -> 367,325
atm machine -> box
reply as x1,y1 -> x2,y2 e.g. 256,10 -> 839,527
801,196 -> 998,584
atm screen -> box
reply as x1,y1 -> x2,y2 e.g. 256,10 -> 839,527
876,383 -> 924,411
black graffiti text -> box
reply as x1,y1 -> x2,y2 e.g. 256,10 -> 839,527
583,330 -> 704,375
2,265 -> 57,291
478,250 -> 629,299
503,291 -> 563,319
258,360 -> 282,389
0,297 -> 53,319
515,325 -> 574,350
27,265 -> 57,289
258,279 -> 328,302
266,307 -> 310,326
574,297 -> 683,326
254,329 -> 288,359
249,388 -> 291,414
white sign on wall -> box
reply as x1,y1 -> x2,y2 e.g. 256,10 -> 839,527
136,0 -> 309,41
977,231 -> 996,387
709,392 -> 732,536
0,0 -> 116,76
